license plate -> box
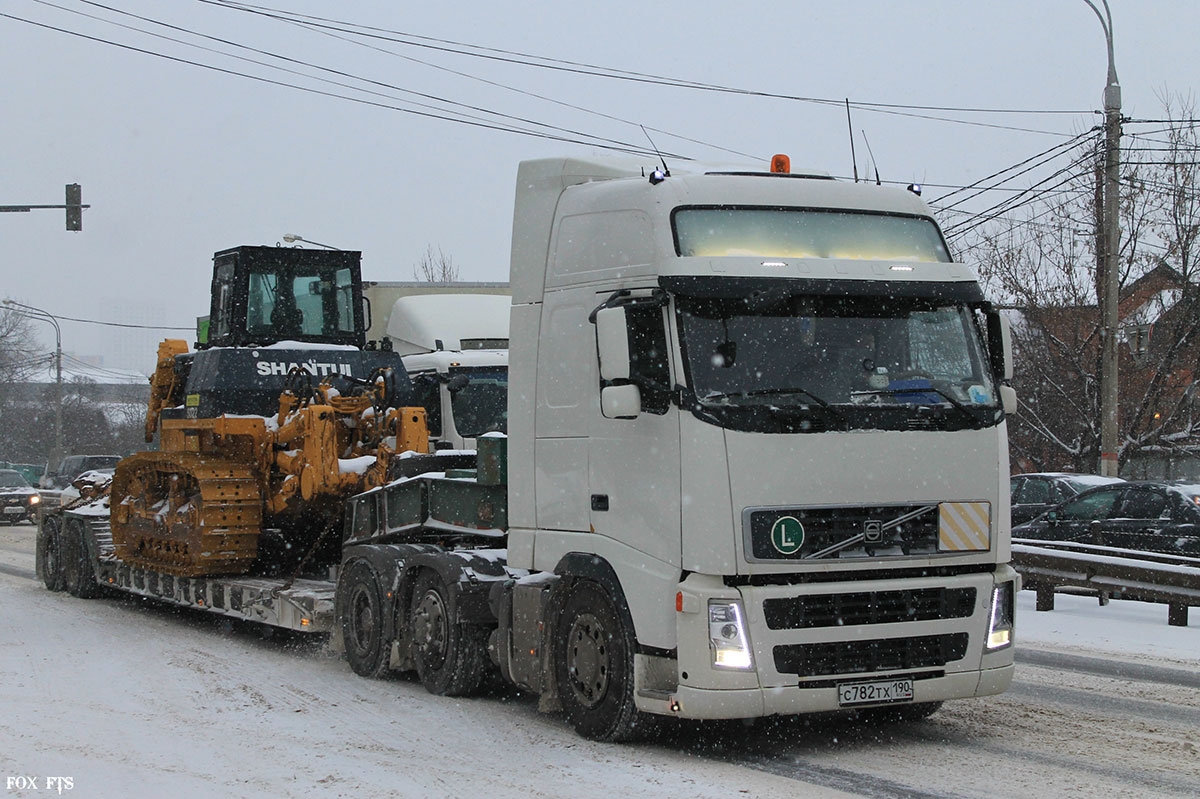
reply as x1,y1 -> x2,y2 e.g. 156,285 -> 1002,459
837,678 -> 914,706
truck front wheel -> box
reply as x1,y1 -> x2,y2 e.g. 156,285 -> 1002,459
409,570 -> 488,696
554,580 -> 642,742
39,516 -> 65,592
339,560 -> 391,678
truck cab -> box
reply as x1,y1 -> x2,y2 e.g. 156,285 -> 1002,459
503,157 -> 1017,730
387,293 -> 509,450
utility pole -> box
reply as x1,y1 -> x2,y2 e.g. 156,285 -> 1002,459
1086,0 -> 1121,477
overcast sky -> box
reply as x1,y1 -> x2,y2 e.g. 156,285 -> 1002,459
3,0 -> 1199,374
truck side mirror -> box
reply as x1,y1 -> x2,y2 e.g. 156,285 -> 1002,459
595,306 -> 631,382
601,384 -> 641,419
986,310 -> 1014,382
1000,384 -> 1017,415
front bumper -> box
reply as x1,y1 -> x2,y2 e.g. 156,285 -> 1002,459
641,566 -> 1018,719
655,663 -> 1012,719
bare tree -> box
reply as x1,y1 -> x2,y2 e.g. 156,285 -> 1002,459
955,101 -> 1200,474
413,245 -> 461,282
0,303 -> 41,386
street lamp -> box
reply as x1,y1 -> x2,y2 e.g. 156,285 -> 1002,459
282,233 -> 340,250
2,299 -> 63,475
1083,0 -> 1122,477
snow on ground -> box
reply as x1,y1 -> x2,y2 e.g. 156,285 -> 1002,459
0,523 -> 851,799
1,518 -> 1197,799
1017,589 -> 1200,665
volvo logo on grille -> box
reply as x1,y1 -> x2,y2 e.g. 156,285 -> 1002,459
863,519 -> 883,543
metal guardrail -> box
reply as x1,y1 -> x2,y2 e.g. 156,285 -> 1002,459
1011,539 -> 1200,627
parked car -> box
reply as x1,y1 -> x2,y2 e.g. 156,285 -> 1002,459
0,469 -> 41,524
1012,480 -> 1200,556
1009,472 -> 1125,526
39,455 -> 121,490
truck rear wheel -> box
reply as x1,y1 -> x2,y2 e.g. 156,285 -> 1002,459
39,516 -> 65,592
339,560 -> 391,678
554,580 -> 642,742
61,519 -> 100,599
409,570 -> 488,696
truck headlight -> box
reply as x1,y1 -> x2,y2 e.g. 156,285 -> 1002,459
28,495 -> 40,505
708,600 -> 753,670
987,582 -> 1014,650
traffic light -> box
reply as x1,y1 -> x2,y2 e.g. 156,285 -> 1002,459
65,183 -> 82,231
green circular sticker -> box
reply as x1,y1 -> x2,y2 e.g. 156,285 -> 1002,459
770,516 -> 805,555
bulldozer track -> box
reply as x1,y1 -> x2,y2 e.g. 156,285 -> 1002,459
110,452 -> 263,577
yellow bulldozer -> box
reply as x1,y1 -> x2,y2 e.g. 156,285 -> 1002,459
109,246 -> 427,577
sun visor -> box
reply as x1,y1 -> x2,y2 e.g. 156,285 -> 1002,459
659,274 -> 986,303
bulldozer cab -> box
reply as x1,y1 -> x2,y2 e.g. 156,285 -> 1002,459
204,246 -> 367,349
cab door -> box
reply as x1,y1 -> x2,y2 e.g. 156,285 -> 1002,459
587,291 -> 682,568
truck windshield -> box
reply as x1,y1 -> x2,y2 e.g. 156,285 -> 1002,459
450,366 -> 508,438
677,293 -> 999,433
674,207 -> 951,263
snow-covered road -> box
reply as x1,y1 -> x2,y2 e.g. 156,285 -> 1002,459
1,521 -> 1197,799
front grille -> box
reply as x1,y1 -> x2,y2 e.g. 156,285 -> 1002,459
746,503 -> 940,561
763,587 -> 976,630
773,633 -> 969,677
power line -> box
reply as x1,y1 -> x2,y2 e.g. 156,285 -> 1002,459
0,12 -> 674,158
213,3 -> 760,160
200,0 -> 1088,136
943,155 -> 1094,240
13,306 -> 193,331
46,0 -> 691,159
930,129 -> 1098,211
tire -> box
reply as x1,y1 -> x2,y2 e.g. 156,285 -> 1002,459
409,570 -> 489,697
61,519 -> 100,599
338,560 -> 391,678
554,580 -> 643,742
38,516 -> 65,592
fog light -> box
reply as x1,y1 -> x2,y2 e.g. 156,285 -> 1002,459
987,582 -> 1014,650
709,600 -> 753,670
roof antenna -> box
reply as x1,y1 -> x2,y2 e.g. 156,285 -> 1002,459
861,129 -> 882,185
641,125 -> 670,183
845,99 -> 859,183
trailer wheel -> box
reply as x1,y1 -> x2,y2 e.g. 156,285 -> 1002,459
409,570 -> 488,696
61,519 -> 100,599
554,580 -> 642,742
339,560 -> 391,678
38,516 -> 65,592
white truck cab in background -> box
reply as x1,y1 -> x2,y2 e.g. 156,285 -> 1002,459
386,293 -> 509,450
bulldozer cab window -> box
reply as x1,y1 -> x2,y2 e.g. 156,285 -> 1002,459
246,266 -> 357,341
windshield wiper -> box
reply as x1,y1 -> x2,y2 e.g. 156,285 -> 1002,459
852,386 -> 978,423
701,387 -> 848,425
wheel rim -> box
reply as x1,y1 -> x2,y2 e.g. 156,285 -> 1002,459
349,586 -> 376,654
412,588 -> 449,670
566,612 -> 610,708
